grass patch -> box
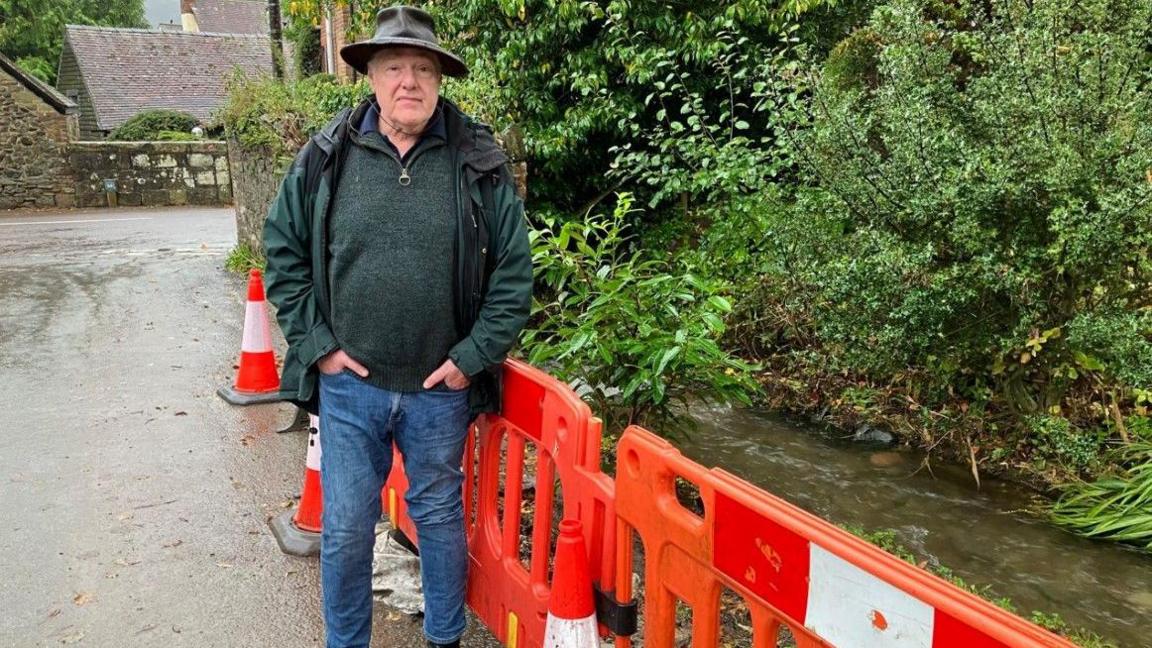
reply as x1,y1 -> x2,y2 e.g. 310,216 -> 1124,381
225,243 -> 265,274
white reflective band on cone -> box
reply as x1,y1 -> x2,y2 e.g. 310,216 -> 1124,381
806,544 -> 934,648
305,414 -> 322,470
542,613 -> 598,647
240,300 -> 272,352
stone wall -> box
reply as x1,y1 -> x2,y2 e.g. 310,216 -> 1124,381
0,68 -> 79,209
69,141 -> 232,208
227,139 -> 287,253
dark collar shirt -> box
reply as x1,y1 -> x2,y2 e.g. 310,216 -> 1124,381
358,99 -> 446,163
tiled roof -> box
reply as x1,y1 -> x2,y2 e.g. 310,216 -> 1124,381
0,51 -> 77,115
194,0 -> 269,35
63,25 -> 273,131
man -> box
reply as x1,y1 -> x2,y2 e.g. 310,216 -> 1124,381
262,6 -> 532,648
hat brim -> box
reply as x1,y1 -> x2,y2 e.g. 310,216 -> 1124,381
340,38 -> 469,78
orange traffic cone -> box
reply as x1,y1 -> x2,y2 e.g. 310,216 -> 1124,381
218,269 -> 281,405
270,413 -> 323,556
543,519 -> 599,647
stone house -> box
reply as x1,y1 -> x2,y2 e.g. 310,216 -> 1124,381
0,52 -> 79,209
55,25 -> 274,139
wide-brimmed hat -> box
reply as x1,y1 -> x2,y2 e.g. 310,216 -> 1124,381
340,6 -> 468,78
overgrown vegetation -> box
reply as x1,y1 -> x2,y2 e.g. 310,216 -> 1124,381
108,109 -> 203,141
216,72 -> 369,161
1050,440 -> 1152,550
524,193 -> 759,432
224,242 -> 265,275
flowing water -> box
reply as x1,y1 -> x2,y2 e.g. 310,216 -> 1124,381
670,405 -> 1152,647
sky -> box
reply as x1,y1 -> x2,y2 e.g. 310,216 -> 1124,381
144,0 -> 181,27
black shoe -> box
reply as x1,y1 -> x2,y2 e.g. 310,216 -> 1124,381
427,641 -> 459,648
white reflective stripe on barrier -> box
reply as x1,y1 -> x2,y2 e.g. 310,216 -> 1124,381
806,544 -> 935,648
306,414 -> 322,471
240,300 -> 272,352
541,614 -> 598,648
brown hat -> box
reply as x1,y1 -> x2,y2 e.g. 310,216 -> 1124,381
339,6 -> 468,78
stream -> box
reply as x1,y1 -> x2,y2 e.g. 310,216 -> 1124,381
671,405 -> 1152,646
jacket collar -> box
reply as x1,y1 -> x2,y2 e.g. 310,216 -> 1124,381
334,95 -> 508,174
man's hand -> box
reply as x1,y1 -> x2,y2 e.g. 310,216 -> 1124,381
317,349 -> 369,377
423,359 -> 471,390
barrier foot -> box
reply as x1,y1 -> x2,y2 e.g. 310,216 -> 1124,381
389,528 -> 419,556
217,385 -> 283,406
269,509 -> 321,556
276,406 -> 310,433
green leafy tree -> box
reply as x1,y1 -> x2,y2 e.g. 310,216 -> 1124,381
0,0 -> 147,83
285,0 -> 838,213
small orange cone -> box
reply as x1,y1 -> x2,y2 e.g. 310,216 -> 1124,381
270,413 -> 322,556
218,269 -> 281,405
543,519 -> 599,647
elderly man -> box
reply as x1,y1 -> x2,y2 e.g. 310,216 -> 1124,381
262,6 -> 532,648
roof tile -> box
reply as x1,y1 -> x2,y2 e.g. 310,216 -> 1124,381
63,25 -> 273,131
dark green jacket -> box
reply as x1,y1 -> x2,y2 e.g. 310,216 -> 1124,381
262,96 -> 532,415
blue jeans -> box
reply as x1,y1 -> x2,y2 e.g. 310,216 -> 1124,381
319,370 -> 471,647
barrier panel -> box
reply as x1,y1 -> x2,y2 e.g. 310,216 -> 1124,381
384,359 -> 618,647
612,425 -> 1077,648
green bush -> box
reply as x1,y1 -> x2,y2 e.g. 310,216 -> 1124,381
747,0 -> 1152,426
521,193 -> 760,434
216,72 -> 369,161
109,110 -> 200,141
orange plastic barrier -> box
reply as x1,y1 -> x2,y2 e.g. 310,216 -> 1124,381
385,359 -> 617,647
612,425 -> 1077,648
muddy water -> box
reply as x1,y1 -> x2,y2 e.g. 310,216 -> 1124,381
671,405 -> 1152,647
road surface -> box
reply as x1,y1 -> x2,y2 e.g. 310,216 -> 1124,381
0,206 -> 497,647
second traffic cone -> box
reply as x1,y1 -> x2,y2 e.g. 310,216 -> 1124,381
217,268 -> 281,405
543,519 -> 599,647
270,414 -> 323,556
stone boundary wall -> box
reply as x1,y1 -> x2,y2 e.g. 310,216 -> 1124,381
69,141 -> 232,208
0,68 -> 78,209
227,139 -> 287,253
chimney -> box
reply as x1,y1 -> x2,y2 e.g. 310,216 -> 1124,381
181,0 -> 200,32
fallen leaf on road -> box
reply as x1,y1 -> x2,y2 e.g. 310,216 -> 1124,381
59,631 -> 85,644
72,592 -> 93,606
174,411 -> 187,416
162,539 -> 183,548
216,562 -> 233,568
240,435 -> 255,446
117,512 -> 133,521
46,608 -> 61,619
280,499 -> 294,509
114,558 -> 141,566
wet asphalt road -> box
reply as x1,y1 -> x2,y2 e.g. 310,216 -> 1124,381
0,207 -> 498,647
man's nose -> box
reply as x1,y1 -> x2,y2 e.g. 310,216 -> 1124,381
399,68 -> 418,88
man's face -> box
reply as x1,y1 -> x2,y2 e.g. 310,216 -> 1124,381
368,47 -> 441,133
